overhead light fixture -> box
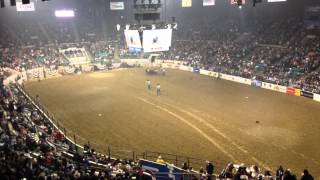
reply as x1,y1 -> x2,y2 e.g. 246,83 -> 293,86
55,10 -> 75,18
151,24 -> 156,30
116,24 -> 121,31
173,23 -> 178,30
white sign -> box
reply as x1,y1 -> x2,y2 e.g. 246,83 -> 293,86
203,0 -> 215,6
124,30 -> 142,49
143,29 -> 172,52
314,93 -> 320,102
110,2 -> 125,10
16,2 -> 35,12
55,10 -> 75,17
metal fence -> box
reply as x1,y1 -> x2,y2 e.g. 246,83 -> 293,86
17,83 -> 228,172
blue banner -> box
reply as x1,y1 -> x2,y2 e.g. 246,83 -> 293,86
251,80 -> 262,87
193,67 -> 200,74
139,159 -> 193,180
128,47 -> 142,53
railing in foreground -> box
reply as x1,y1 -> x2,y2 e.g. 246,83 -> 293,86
16,83 -> 227,171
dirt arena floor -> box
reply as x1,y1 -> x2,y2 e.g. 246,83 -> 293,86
24,68 -> 320,177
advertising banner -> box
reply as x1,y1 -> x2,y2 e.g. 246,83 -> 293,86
124,30 -> 142,52
242,78 -> 252,85
16,2 -> 35,12
110,2 -> 125,10
139,159 -> 186,180
273,84 -> 287,93
294,88 -> 301,96
286,87 -> 295,95
208,71 -> 218,78
193,67 -> 200,73
251,80 -> 262,87
182,0 -> 192,7
220,74 -> 251,85
301,91 -> 314,99
179,65 -> 190,71
262,82 -> 274,90
200,69 -> 210,76
313,93 -> 320,102
220,74 -> 233,81
143,29 -> 172,52
203,0 -> 215,6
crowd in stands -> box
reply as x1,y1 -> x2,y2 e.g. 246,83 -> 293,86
162,18 -> 320,93
0,74 -> 159,179
0,76 -> 315,180
2,15 -> 320,94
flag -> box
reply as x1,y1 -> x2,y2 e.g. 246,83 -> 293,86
182,0 -> 192,7
203,0 -> 215,6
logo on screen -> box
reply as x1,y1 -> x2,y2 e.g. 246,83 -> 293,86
153,36 -> 158,44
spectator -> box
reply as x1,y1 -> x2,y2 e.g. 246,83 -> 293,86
155,155 -> 165,164
301,169 -> 314,180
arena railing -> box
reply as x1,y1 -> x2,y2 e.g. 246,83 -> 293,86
15,83 -> 222,172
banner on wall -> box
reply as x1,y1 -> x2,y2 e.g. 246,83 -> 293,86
262,82 -> 274,90
203,0 -> 215,6
193,67 -> 200,73
110,2 -> 125,10
287,87 -> 295,95
182,0 -> 192,7
251,80 -> 262,87
301,91 -> 314,99
294,88 -> 301,96
16,2 -> 35,12
313,93 -> 320,102
139,159 -> 185,180
273,84 -> 287,93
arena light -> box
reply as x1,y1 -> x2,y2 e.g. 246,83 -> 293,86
152,24 -> 156,30
125,24 -> 130,30
54,10 -> 75,18
173,23 -> 178,30
116,24 -> 121,31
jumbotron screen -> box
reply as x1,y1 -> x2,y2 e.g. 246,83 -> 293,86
142,29 -> 172,52
124,30 -> 142,52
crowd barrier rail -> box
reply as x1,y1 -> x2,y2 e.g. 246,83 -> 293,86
159,61 -> 320,104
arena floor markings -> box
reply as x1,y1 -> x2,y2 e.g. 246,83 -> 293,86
24,68 -> 320,176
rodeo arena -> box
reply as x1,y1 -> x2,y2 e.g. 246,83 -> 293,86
1,0 -> 320,179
